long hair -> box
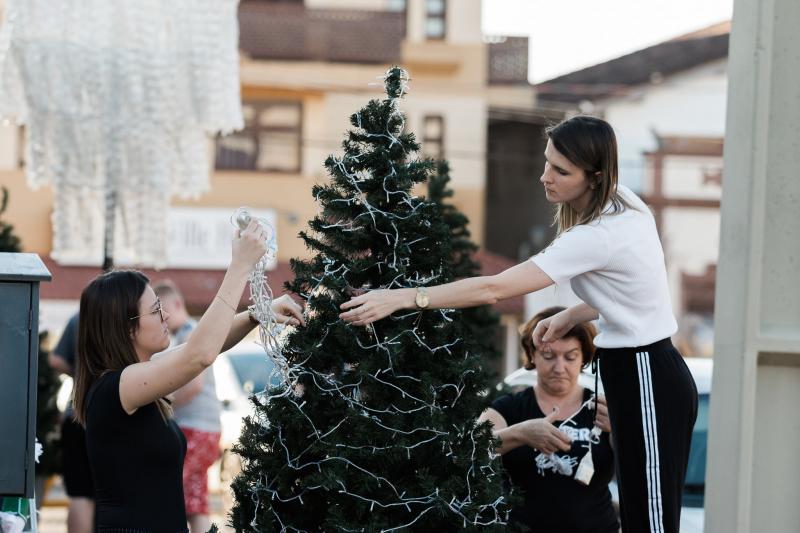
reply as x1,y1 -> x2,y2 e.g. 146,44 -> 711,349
73,270 -> 172,426
518,306 -> 597,370
546,115 -> 635,234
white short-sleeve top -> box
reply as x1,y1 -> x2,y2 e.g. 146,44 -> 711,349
530,185 -> 677,349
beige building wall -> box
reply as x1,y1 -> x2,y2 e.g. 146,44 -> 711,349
405,0 -> 481,44
405,0 -> 426,43
0,124 -> 20,169
445,0 -> 482,44
487,86 -> 537,109
172,172 -> 319,263
233,0 -> 491,252
0,169 -> 53,255
1,0 -> 518,265
236,60 -> 489,252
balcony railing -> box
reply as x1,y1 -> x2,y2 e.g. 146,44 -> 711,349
239,2 -> 405,64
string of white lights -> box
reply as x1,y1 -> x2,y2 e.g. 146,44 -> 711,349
239,67 -> 509,531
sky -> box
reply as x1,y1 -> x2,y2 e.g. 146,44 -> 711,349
482,0 -> 734,83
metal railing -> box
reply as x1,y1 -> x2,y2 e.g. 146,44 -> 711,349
239,2 -> 405,64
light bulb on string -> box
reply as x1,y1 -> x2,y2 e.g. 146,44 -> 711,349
231,206 -> 278,263
230,206 -> 289,387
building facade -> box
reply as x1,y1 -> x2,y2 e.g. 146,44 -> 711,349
0,0 -> 531,371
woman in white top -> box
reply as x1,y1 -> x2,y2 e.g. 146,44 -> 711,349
340,115 -> 698,533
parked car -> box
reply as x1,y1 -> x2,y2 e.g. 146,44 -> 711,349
211,341 -> 281,502
213,341 -> 279,452
500,357 -> 712,533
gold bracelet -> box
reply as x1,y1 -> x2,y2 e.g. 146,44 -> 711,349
215,294 -> 238,313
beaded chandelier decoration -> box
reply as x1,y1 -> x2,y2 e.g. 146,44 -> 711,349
0,0 -> 243,267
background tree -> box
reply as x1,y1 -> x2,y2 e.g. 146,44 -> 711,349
427,161 -> 502,383
35,332 -> 62,481
231,68 -> 510,532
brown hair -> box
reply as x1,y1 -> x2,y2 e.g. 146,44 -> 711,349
73,270 -> 172,426
545,115 -> 636,234
519,306 -> 597,370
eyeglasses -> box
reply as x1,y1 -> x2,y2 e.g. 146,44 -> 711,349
130,299 -> 166,323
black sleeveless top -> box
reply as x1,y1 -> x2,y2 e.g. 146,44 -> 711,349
85,370 -> 188,532
492,387 -> 619,533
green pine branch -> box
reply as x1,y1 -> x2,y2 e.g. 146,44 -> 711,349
231,67 -> 510,532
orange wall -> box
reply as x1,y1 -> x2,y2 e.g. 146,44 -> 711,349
2,168 -> 484,260
0,170 -> 53,254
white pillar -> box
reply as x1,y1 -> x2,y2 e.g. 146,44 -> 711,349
405,0 -> 424,43
706,0 -> 800,531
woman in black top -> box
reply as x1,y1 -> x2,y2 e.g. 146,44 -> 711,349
480,307 -> 618,533
72,222 -> 304,532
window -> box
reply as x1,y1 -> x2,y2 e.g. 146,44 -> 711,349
422,115 -> 444,160
215,101 -> 302,173
387,0 -> 407,11
425,0 -> 446,40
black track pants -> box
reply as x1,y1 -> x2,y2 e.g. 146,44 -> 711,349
598,338 -> 698,533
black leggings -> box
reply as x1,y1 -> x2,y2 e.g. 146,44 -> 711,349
598,338 -> 698,533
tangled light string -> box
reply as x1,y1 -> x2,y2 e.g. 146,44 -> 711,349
231,207 -> 292,385
240,68 -> 509,531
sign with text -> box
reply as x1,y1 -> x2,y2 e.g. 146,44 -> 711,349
166,207 -> 278,270
54,207 -> 278,270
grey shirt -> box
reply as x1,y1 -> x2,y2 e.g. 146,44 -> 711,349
171,319 -> 222,433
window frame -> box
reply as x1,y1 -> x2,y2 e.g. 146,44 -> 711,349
215,100 -> 303,174
421,114 -> 445,161
424,0 -> 447,41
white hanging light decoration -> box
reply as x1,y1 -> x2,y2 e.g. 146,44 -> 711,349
0,0 -> 243,267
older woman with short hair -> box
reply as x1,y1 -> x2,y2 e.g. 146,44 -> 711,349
479,306 -> 618,533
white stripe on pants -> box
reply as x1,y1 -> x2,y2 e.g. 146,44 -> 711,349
636,351 -> 664,533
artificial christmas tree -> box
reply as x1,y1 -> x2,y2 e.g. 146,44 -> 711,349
230,68 -> 509,532
427,161 -> 502,381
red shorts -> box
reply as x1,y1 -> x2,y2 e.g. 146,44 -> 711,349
180,427 -> 221,515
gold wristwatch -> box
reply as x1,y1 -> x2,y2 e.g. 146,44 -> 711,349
415,287 -> 430,309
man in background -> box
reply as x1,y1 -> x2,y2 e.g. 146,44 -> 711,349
153,280 -> 222,533
48,313 -> 94,533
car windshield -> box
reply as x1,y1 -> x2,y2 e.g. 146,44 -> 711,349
227,352 -> 280,394
683,393 -> 709,508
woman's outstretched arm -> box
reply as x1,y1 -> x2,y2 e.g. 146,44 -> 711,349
219,295 -> 304,353
340,260 -> 554,326
531,302 -> 599,349
159,296 -> 304,410
119,221 -> 268,414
